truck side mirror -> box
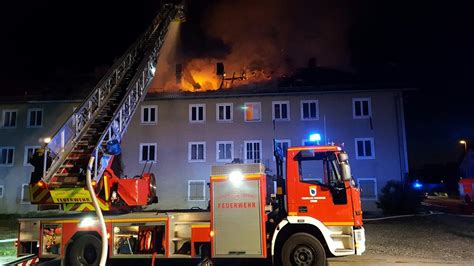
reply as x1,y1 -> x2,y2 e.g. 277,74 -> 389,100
341,163 -> 352,181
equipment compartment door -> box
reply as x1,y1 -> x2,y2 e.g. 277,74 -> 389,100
212,179 -> 264,258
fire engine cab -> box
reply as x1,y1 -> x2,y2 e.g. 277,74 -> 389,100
17,144 -> 365,266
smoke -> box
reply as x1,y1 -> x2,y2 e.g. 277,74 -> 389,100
150,0 -> 353,92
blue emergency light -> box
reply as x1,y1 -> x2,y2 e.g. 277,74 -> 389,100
309,133 -> 321,142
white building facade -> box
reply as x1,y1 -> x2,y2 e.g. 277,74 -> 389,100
0,86 -> 408,213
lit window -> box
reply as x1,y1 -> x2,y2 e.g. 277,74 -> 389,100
189,142 -> 206,162
244,140 -> 262,163
0,147 -> 14,166
216,141 -> 233,162
244,102 -> 261,122
188,180 -> 206,201
273,101 -> 290,121
27,109 -> 43,127
355,138 -> 375,159
358,178 -> 377,200
301,100 -> 319,120
353,98 -> 371,119
274,139 -> 291,160
141,105 -> 157,124
216,103 -> 233,122
2,110 -> 17,128
24,146 -> 41,166
139,143 -> 157,163
21,184 -> 30,203
189,104 -> 206,123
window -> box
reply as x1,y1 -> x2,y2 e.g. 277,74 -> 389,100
244,140 -> 262,163
2,110 -> 17,128
141,105 -> 157,124
24,146 -> 41,166
274,139 -> 291,160
189,104 -> 206,123
0,147 -> 14,166
27,109 -> 43,127
244,102 -> 261,122
272,101 -> 290,121
358,178 -> 377,200
355,138 -> 375,159
301,100 -> 319,120
353,98 -> 371,119
139,143 -> 157,163
216,103 -> 233,122
216,141 -> 233,162
189,142 -> 206,162
21,184 -> 30,203
188,180 -> 206,201
0,185 -> 3,198
297,152 -> 341,184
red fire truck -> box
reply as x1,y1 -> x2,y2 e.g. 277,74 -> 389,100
17,145 -> 365,266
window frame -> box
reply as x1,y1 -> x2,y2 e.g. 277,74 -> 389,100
27,108 -> 43,128
21,183 -> 30,204
141,105 -> 158,125
274,139 -> 291,161
187,180 -> 206,202
216,141 -> 234,163
0,185 -> 4,198
272,101 -> 290,121
354,138 -> 375,160
243,102 -> 262,122
24,146 -> 41,166
216,103 -> 233,122
352,98 -> 372,119
357,178 -> 378,200
0,146 -> 15,166
300,100 -> 319,121
2,109 -> 18,128
188,142 -> 206,162
139,143 -> 157,164
244,140 -> 262,163
189,104 -> 206,123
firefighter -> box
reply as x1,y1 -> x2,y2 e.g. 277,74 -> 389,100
29,148 -> 51,184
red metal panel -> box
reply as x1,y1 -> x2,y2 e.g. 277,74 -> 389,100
286,148 -> 357,225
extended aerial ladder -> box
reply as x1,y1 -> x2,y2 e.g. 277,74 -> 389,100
29,3 -> 184,211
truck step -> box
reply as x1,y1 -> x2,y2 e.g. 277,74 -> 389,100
330,234 -> 352,238
334,248 -> 354,253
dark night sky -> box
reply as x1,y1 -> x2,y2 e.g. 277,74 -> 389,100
1,0 -> 474,171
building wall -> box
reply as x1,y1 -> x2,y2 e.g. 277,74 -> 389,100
0,89 -> 408,213
120,90 -> 408,211
0,101 -> 77,213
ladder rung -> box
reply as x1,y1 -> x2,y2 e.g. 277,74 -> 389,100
60,164 -> 74,168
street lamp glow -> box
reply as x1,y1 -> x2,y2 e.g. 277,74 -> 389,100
44,137 -> 51,144
309,133 -> 321,142
460,140 -> 468,152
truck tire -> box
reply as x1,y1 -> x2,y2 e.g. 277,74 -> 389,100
66,234 -> 102,266
281,233 -> 326,266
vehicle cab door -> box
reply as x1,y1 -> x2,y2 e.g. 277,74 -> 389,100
286,149 -> 355,225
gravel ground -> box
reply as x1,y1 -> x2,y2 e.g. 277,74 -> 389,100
364,214 -> 474,262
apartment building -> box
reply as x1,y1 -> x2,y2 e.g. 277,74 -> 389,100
0,85 -> 408,213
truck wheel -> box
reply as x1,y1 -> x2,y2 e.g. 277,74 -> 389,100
67,234 -> 102,266
281,233 -> 326,266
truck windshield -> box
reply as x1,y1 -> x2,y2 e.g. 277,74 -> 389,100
295,151 -> 342,185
